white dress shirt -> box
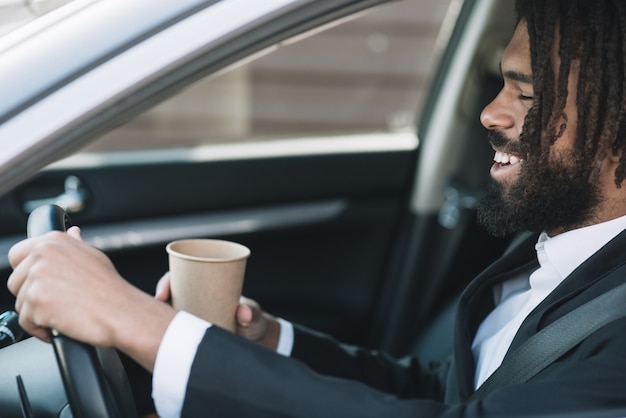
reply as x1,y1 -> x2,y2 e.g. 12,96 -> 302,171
153,312 -> 293,417
152,215 -> 626,417
472,215 -> 626,388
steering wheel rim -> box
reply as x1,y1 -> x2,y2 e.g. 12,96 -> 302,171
27,204 -> 136,418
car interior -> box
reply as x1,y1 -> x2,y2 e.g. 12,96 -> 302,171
0,0 -> 554,416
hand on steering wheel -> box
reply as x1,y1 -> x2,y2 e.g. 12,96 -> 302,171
25,204 -> 135,418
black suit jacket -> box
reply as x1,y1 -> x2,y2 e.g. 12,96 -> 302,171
180,231 -> 626,417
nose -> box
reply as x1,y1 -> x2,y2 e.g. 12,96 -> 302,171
480,90 -> 515,131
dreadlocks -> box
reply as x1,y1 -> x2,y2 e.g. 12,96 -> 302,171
516,0 -> 626,186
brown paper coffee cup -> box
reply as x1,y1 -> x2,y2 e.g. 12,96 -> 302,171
166,239 -> 250,331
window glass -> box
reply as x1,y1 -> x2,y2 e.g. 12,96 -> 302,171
84,0 -> 454,154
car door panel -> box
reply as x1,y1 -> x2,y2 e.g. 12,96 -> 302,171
0,147 -> 415,346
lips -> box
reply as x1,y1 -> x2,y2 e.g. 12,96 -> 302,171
490,150 -> 523,181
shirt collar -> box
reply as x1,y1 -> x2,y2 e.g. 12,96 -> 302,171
542,214 -> 626,279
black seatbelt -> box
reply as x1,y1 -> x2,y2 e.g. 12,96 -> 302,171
470,278 -> 626,402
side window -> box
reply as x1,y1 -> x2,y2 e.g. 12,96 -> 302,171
84,0 -> 454,154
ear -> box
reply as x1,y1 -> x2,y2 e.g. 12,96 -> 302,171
608,146 -> 623,163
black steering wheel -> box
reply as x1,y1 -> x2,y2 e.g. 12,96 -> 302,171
27,204 -> 137,418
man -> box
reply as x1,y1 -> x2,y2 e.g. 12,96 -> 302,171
7,0 -> 626,416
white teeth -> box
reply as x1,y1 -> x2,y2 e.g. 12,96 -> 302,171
493,151 -> 522,165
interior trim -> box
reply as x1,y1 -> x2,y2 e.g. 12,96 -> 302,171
0,199 -> 347,269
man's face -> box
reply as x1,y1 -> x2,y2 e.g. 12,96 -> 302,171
476,20 -> 602,237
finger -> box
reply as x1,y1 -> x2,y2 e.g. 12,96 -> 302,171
6,250 -> 35,298
7,232 -> 69,297
10,267 -> 32,313
237,296 -> 262,325
67,226 -> 82,241
235,300 -> 268,342
17,306 -> 51,343
7,237 -> 36,270
154,272 -> 171,301
236,303 -> 253,326
25,327 -> 51,344
10,273 -> 28,313
9,231 -> 69,271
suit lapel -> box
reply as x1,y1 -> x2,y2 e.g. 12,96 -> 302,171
449,232 -> 538,401
508,228 -> 626,352
448,228 -> 626,403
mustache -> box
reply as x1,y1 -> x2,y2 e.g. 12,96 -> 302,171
487,130 -> 525,155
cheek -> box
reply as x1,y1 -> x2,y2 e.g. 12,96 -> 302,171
548,127 -> 578,159
510,100 -> 533,136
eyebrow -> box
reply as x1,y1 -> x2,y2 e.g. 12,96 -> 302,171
501,68 -> 533,85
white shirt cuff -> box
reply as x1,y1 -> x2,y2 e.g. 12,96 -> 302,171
152,311 -> 211,418
276,317 -> 294,356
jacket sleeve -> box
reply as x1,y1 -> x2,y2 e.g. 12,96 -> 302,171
180,326 -> 457,418
289,324 -> 449,400
180,321 -> 626,418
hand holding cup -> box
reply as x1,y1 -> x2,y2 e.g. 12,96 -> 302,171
166,239 -> 250,331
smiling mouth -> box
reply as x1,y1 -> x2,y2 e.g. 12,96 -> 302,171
493,151 -> 522,167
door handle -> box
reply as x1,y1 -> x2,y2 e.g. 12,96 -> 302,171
23,176 -> 87,214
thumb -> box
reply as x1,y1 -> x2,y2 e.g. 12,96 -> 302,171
235,298 -> 268,342
237,303 -> 254,327
155,272 -> 171,302
67,226 -> 83,241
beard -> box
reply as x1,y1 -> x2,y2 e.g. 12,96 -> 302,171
476,135 -> 603,237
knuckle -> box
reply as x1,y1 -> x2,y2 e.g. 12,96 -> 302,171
31,239 -> 58,256
28,260 -> 50,280
25,281 -> 51,310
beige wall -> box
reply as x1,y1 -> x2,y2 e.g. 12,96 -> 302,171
88,0 -> 454,152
